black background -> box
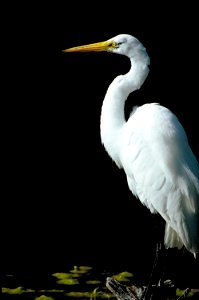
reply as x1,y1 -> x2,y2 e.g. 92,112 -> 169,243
3,2 -> 199,283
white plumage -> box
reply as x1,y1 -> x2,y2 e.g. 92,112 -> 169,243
63,34 -> 199,257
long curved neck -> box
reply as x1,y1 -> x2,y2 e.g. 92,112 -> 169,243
100,58 -> 149,166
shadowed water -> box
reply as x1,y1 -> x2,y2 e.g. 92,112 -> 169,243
2,264 -> 135,300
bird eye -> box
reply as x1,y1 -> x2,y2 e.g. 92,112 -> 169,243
116,42 -> 123,48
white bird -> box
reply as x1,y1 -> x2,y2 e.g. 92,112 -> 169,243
63,34 -> 199,258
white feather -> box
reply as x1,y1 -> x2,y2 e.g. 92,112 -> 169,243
100,34 -> 199,257
64,33 -> 199,257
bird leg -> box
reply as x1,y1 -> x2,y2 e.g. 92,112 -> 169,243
106,243 -> 176,300
143,242 -> 168,300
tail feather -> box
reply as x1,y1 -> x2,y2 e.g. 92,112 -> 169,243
164,223 -> 183,250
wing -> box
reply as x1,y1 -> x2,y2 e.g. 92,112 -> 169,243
119,103 -> 199,254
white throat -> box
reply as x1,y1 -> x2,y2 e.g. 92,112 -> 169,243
100,58 -> 150,167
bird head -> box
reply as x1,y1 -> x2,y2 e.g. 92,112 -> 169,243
62,34 -> 149,64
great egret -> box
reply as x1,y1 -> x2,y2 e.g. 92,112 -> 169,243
63,34 -> 199,258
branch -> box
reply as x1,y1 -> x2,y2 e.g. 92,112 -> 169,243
106,277 -> 179,300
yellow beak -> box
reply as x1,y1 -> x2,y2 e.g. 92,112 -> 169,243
62,40 -> 116,52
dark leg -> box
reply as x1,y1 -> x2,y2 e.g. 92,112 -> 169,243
143,242 -> 168,300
